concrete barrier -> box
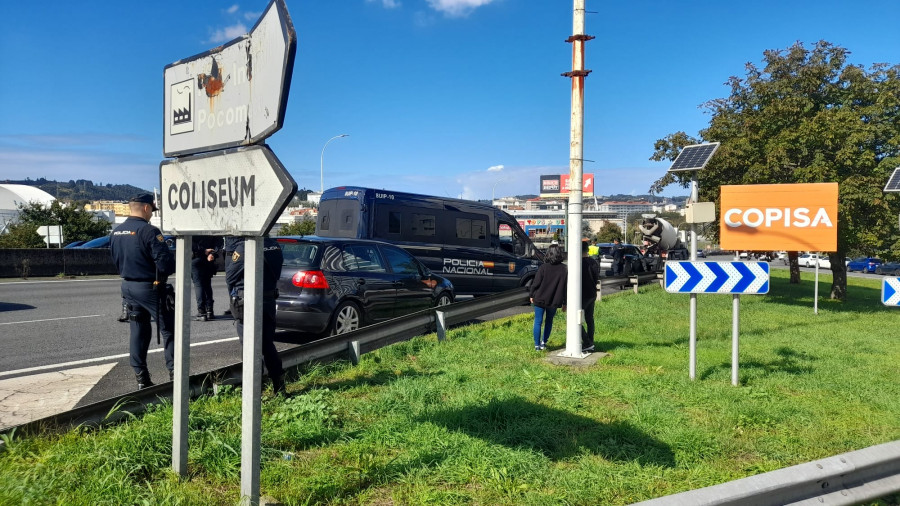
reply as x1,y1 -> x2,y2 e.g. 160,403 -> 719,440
0,249 -> 118,278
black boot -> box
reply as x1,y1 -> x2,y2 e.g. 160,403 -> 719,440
206,303 -> 215,321
195,306 -> 208,321
136,372 -> 154,389
272,375 -> 286,396
118,301 -> 129,322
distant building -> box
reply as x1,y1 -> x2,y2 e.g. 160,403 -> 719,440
598,200 -> 654,220
85,200 -> 130,216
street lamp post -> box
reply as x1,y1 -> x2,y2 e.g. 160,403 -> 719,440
320,134 -> 349,194
491,176 -> 508,205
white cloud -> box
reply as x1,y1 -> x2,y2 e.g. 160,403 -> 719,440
366,0 -> 401,8
244,11 -> 261,21
207,22 -> 248,44
226,4 -> 239,14
426,0 -> 495,18
487,165 -> 504,172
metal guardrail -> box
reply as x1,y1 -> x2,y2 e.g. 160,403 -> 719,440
633,440 -> 900,505
4,287 -> 530,435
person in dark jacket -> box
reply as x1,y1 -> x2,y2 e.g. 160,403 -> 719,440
225,237 -> 286,395
611,237 -> 625,275
191,235 -> 222,321
109,193 -> 176,389
581,240 -> 601,352
529,243 -> 566,350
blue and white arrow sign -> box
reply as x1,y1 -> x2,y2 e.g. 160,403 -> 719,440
882,278 -> 900,306
665,261 -> 770,294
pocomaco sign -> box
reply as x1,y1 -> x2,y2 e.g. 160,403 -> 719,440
720,183 -> 838,252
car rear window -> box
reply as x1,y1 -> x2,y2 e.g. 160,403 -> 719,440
280,242 -> 319,268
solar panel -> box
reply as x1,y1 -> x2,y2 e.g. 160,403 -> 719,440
667,142 -> 720,172
884,167 -> 900,192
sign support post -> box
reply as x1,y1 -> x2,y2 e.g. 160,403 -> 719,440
689,175 -> 699,380
172,236 -> 192,475
731,252 -> 740,386
240,238 -> 264,505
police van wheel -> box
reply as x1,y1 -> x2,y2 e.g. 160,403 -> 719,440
330,302 -> 361,335
435,292 -> 453,307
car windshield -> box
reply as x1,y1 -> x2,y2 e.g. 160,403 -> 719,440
280,242 -> 319,268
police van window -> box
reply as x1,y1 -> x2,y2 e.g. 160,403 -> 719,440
342,245 -> 387,273
455,218 -> 487,240
375,207 -> 403,237
411,213 -> 435,237
318,210 -> 330,232
380,245 -> 419,276
339,209 -> 357,232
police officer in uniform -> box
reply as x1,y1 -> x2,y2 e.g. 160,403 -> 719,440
225,237 -> 286,395
110,193 -> 176,389
191,235 -> 222,321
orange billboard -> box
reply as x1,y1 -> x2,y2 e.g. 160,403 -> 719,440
720,183 -> 838,252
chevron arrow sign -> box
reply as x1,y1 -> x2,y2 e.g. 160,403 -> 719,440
665,261 -> 770,294
882,278 -> 900,306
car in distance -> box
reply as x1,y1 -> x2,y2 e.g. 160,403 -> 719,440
274,236 -> 454,336
847,257 -> 882,273
797,253 -> 821,268
874,262 -> 900,276
596,243 -> 649,276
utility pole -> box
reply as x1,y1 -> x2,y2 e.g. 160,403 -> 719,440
561,0 -> 593,358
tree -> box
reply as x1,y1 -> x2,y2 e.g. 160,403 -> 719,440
650,41 -> 900,300
0,222 -> 44,248
595,222 -> 622,243
278,217 -> 316,236
1,201 -> 111,248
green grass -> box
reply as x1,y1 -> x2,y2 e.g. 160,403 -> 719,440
1,269 -> 899,505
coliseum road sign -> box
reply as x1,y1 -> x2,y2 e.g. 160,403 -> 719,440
665,261 -> 770,294
163,0 -> 296,157
159,144 -> 296,236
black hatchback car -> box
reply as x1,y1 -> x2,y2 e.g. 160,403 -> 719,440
274,236 -> 454,335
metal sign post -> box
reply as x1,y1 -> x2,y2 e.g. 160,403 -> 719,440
160,1 -> 297,503
665,143 -> 719,380
172,236 -> 192,474
240,238 -> 264,503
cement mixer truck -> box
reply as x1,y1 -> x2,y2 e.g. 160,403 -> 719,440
638,215 -> 690,272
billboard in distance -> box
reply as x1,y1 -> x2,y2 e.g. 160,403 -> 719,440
539,174 -> 594,198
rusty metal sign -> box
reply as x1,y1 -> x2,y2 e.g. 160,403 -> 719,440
159,144 -> 297,235
163,0 -> 296,158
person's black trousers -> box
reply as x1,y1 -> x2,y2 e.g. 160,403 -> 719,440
235,297 -> 284,380
121,280 -> 175,376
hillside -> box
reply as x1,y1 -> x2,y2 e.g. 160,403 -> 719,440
1,178 -> 149,202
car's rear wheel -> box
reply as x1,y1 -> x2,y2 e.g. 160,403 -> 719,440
330,301 -> 361,335
435,292 -> 453,307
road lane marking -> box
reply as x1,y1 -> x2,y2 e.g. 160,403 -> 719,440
0,337 -> 240,378
0,278 -> 121,285
0,314 -> 104,326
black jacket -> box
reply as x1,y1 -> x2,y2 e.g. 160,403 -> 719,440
529,262 -> 567,308
581,256 -> 600,300
110,217 -> 175,281
225,237 -> 284,296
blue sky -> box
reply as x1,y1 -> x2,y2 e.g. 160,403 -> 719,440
1,0 -> 898,201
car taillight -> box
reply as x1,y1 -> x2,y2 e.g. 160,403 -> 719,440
291,270 -> 329,289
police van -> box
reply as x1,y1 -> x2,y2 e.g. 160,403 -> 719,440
315,186 -> 543,295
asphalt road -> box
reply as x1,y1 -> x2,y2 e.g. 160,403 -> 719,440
0,275 -> 254,408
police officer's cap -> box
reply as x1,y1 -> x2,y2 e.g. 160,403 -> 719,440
130,193 -> 158,211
